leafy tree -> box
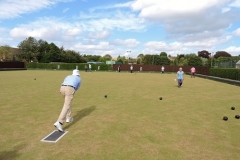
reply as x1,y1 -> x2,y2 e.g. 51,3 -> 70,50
143,54 -> 153,64
117,58 -> 123,64
178,57 -> 185,66
184,53 -> 197,60
214,51 -> 231,59
137,54 -> 144,59
117,56 -> 127,64
103,54 -> 112,61
36,39 -> 50,63
98,57 -> 106,62
0,45 -> 13,61
188,56 -> 202,66
173,54 -> 185,66
200,57 -> 208,66
155,56 -> 171,65
137,53 -> 144,64
17,37 -> 39,62
183,59 -> 188,66
83,55 -> 101,62
198,50 -> 210,59
160,52 -> 167,57
63,50 -> 82,63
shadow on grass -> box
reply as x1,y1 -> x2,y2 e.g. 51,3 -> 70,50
0,144 -> 25,160
64,106 -> 96,130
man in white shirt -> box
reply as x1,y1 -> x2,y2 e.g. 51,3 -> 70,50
130,65 -> 133,73
89,64 -> 92,72
161,66 -> 165,74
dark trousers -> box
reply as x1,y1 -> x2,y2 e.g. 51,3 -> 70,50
178,79 -> 183,87
131,70 -> 133,73
191,72 -> 195,78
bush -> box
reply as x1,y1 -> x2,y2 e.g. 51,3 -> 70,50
210,68 -> 240,80
26,62 -> 112,71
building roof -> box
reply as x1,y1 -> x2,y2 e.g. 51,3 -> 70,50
236,60 -> 240,65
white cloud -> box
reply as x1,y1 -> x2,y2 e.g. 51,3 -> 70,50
143,42 -> 185,55
229,0 -> 240,7
0,0 -> 74,19
76,11 -> 146,32
9,17 -> 82,42
143,41 -> 187,55
68,42 -> 117,56
176,30 -> 225,43
222,7 -> 231,13
142,35 -> 232,56
233,28 -> 240,36
224,46 -> 240,55
111,39 -> 140,48
131,0 -> 240,36
184,36 -> 232,48
63,8 -> 69,13
88,29 -> 111,39
131,0 -> 229,18
66,28 -> 82,36
89,2 -> 133,12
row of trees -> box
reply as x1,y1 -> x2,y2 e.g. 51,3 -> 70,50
132,51 -> 240,67
1,36 -> 240,67
15,37 -> 113,63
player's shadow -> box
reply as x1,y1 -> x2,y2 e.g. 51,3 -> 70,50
0,144 -> 25,160
64,106 -> 96,130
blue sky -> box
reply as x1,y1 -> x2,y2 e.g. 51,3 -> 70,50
0,0 -> 240,58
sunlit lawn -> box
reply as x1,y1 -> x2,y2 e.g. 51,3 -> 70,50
0,70 -> 240,160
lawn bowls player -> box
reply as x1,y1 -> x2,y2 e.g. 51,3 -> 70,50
176,67 -> 184,88
190,66 -> 196,78
54,69 -> 81,132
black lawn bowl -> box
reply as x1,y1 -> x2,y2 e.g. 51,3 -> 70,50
223,116 -> 228,121
159,97 -> 162,100
34,78 -> 36,80
104,95 -> 107,98
231,107 -> 235,110
235,115 -> 240,119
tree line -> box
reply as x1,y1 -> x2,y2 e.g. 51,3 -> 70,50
0,37 -> 113,63
135,50 -> 240,67
1,36 -> 240,67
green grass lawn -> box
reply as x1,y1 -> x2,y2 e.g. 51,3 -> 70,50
0,70 -> 240,160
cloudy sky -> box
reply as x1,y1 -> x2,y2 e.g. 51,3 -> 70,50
0,0 -> 240,58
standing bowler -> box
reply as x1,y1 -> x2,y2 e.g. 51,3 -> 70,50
161,66 -> 165,74
54,69 -> 81,132
130,65 -> 133,73
176,67 -> 184,88
190,66 -> 196,78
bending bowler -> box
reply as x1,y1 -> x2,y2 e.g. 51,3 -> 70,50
54,69 -> 81,132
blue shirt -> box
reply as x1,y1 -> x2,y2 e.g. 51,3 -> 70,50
62,75 -> 81,90
177,71 -> 184,79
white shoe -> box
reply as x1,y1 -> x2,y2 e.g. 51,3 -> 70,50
66,117 -> 74,123
54,122 -> 63,132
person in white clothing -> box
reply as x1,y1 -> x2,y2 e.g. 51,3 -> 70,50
89,64 -> 92,72
130,65 -> 133,73
161,66 -> 165,74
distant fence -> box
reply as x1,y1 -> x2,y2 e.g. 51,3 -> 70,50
113,64 -> 210,75
0,62 -> 26,71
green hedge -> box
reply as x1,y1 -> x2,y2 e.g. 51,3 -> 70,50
209,68 -> 240,80
26,63 -> 112,71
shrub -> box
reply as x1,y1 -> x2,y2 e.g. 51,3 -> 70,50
209,68 -> 240,80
